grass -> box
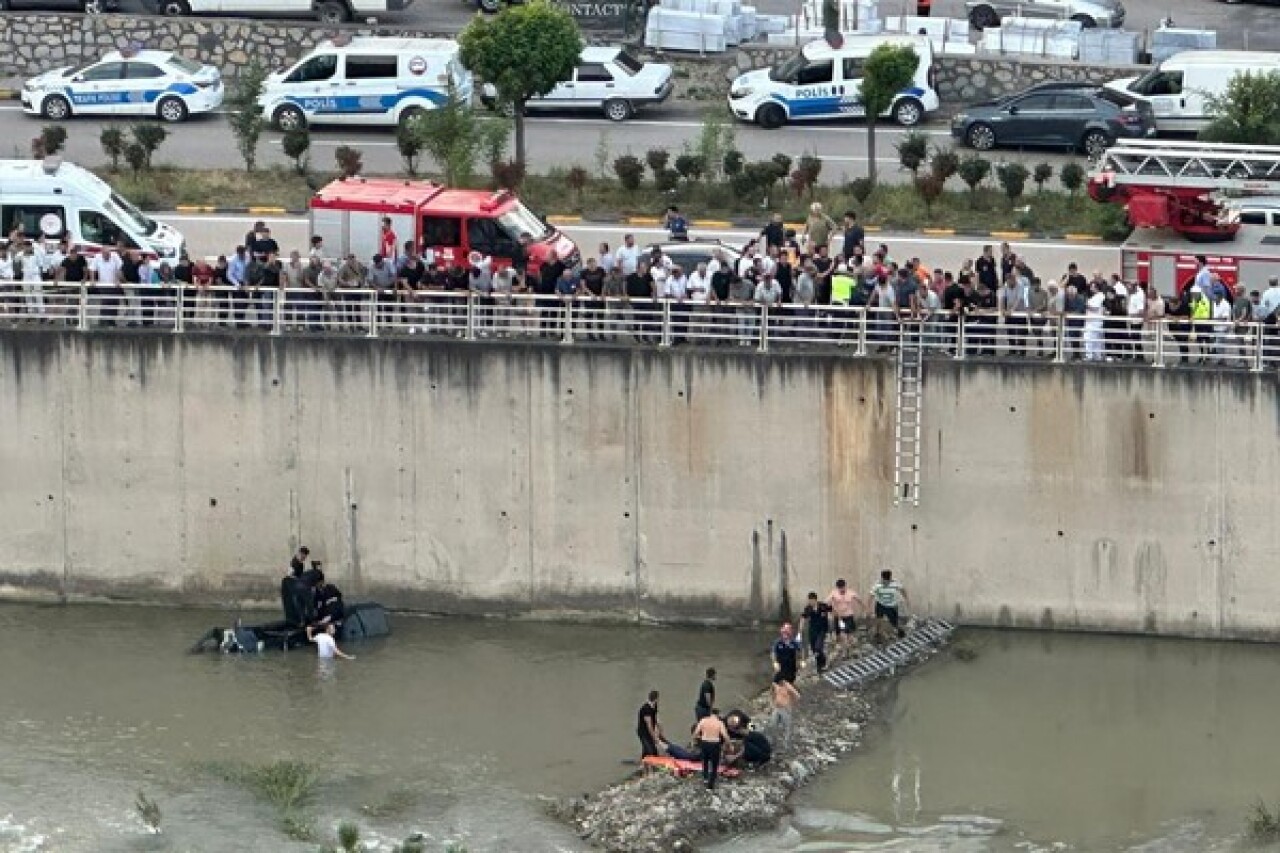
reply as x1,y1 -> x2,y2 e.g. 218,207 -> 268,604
199,758 -> 319,839
91,163 -> 1124,239
1247,800 -> 1280,842
359,787 -> 418,819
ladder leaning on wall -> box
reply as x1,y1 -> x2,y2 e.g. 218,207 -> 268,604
893,323 -> 924,507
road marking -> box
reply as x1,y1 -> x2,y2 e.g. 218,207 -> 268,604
524,116 -> 953,136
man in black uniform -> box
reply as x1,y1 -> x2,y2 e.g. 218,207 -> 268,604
289,546 -> 310,578
695,667 -> 716,721
800,591 -> 832,672
771,623 -> 803,684
636,690 -> 662,758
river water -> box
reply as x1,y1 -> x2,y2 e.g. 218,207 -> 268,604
6,608 -> 1280,853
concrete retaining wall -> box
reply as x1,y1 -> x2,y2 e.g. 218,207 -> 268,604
1,331 -> 1277,639
0,13 -> 1146,107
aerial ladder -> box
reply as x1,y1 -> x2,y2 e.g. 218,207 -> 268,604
1088,139 -> 1280,241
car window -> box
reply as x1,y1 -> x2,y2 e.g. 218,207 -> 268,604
1013,94 -> 1054,110
467,217 -> 517,256
796,60 -> 834,87
285,54 -> 337,84
842,58 -> 864,80
167,55 -> 202,75
3,205 -> 66,240
1051,94 -> 1093,111
1133,70 -> 1183,97
421,216 -> 462,248
79,210 -> 137,248
124,62 -> 166,80
344,54 -> 398,80
576,63 -> 613,83
613,50 -> 644,75
80,62 -> 125,82
1240,211 -> 1266,225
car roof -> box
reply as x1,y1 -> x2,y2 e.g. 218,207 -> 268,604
101,49 -> 177,65
324,36 -> 460,54
802,34 -> 931,60
648,239 -> 743,256
1161,50 -> 1280,68
581,46 -> 623,63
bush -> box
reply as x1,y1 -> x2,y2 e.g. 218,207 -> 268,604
1200,69 -> 1280,145
1032,162 -> 1054,193
334,145 -> 363,179
396,119 -> 426,176
645,148 -> 670,176
674,153 -> 706,182
131,124 -> 167,170
613,154 -> 645,191
40,125 -> 68,156
848,177 -> 875,208
930,148 -> 960,184
1059,162 -> 1085,196
958,155 -> 991,205
915,173 -> 945,214
896,131 -> 928,177
654,168 -> 680,193
996,161 -> 1030,203
491,159 -> 525,190
770,153 -> 792,182
722,148 -> 744,177
1247,801 -> 1280,842
281,127 -> 310,176
100,126 -> 126,172
123,142 -> 148,176
565,165 -> 589,198
791,154 -> 823,197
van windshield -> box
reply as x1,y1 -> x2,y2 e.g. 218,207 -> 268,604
769,54 -> 807,83
105,192 -> 158,237
497,202 -> 550,242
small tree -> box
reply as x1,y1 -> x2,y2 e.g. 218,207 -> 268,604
479,120 -> 510,174
848,177 -> 875,208
930,147 -> 960,184
130,124 -> 167,170
411,91 -> 485,185
895,130 -> 928,178
613,154 -> 645,191
770,152 -> 793,182
1059,161 -> 1085,196
458,1 -> 583,169
915,173 -> 945,215
334,145 -> 363,179
996,161 -> 1029,204
1200,69 -> 1280,145
722,148 -> 745,177
123,142 -> 148,176
226,60 -> 268,172
282,126 -> 310,175
957,154 -> 991,206
1032,162 -> 1054,193
674,153 -> 707,182
40,125 -> 68,156
100,126 -> 126,172
654,168 -> 680,193
696,108 -> 734,181
396,119 -> 426,176
565,165 -> 589,202
859,43 -> 919,184
790,154 -> 823,198
491,160 -> 525,190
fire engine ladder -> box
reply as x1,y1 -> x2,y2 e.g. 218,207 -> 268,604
1094,139 -> 1280,192
892,323 -> 924,508
823,619 -> 955,690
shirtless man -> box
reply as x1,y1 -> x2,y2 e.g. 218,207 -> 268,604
692,710 -> 730,790
827,578 -> 865,650
769,672 -> 801,749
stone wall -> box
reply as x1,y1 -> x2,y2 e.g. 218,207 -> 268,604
2,331 -> 1279,640
0,13 -> 1147,108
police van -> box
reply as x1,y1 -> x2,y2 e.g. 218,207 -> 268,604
728,35 -> 939,129
259,36 -> 472,131
0,158 -> 185,261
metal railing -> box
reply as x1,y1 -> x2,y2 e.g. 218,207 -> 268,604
2,283 -> 1278,371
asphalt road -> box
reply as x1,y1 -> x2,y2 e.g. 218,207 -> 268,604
163,212 -> 1119,274
0,104 -> 1091,186
99,0 -> 1280,51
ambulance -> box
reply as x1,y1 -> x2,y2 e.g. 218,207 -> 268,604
310,178 -> 578,274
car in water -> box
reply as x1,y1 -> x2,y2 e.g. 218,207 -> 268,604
965,0 -> 1124,29
950,83 -> 1154,159
480,46 -> 674,122
21,47 -> 223,123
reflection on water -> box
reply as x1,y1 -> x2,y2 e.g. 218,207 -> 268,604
731,630 -> 1280,853
0,603 -> 767,852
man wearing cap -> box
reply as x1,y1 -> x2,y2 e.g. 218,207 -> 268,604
827,579 -> 864,651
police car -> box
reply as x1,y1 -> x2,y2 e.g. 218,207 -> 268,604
21,48 -> 224,123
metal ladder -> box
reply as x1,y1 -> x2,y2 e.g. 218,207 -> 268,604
893,323 -> 924,507
823,619 -> 955,690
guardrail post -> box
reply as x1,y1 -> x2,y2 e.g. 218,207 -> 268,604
1052,315 -> 1064,364
855,309 -> 868,357
1252,324 -> 1264,374
758,304 -> 769,353
174,286 -> 185,334
366,290 -> 378,339
561,298 -> 575,344
77,284 -> 88,332
954,315 -> 966,361
271,287 -> 283,337
659,301 -> 672,349
1153,319 -> 1166,369
465,292 -> 477,341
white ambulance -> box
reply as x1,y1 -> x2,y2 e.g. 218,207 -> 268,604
259,36 -> 472,131
0,158 -> 185,261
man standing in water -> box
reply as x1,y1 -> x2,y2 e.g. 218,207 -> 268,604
769,672 -> 801,749
695,668 -> 716,721
692,710 -> 730,790
305,623 -> 355,660
771,623 -> 803,684
871,569 -> 910,639
827,579 -> 864,651
637,690 -> 663,758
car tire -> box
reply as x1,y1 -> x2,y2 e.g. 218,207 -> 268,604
893,97 -> 924,127
1070,13 -> 1096,26
477,0 -> 502,12
42,95 -> 71,121
603,98 -> 633,122
82,0 -> 104,11
157,96 -> 189,123
274,104 -> 307,132
966,122 -> 997,151
315,0 -> 350,23
756,103 -> 786,129
968,4 -> 999,29
399,106 -> 426,129
1082,129 -> 1111,160
158,0 -> 191,13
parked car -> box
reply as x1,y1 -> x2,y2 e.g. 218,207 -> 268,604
21,47 -> 223,123
149,0 -> 412,24
965,0 -> 1124,29
1105,50 -> 1280,135
646,239 -> 744,273
951,83 -> 1154,159
480,47 -> 673,122
0,0 -> 118,11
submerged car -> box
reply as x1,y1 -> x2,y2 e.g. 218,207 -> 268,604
951,83 -> 1154,159
480,46 -> 673,122
21,48 -> 223,123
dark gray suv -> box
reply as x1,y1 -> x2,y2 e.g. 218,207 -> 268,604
950,83 -> 1155,159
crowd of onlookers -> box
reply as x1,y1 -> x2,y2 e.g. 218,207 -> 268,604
3,211 -> 1279,366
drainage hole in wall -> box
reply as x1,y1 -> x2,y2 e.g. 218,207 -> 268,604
209,498 -> 217,507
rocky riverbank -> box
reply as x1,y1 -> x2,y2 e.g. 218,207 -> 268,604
551,629 -> 951,852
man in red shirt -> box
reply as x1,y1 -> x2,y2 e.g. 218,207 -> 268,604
379,217 -> 398,264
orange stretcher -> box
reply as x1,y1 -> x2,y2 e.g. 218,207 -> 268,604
641,755 -> 741,779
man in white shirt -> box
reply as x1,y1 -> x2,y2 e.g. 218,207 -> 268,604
615,234 -> 640,276
1126,279 -> 1146,360
597,242 -> 616,274
18,243 -> 45,319
306,623 -> 355,661
90,248 -> 123,327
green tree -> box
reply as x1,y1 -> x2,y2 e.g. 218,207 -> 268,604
458,1 -> 583,169
1059,161 -> 1085,196
1200,70 -> 1280,145
407,91 -> 490,185
996,161 -> 1029,204
130,124 -> 167,170
227,60 -> 268,172
859,43 -> 919,184
100,126 -> 126,172
281,126 -> 310,175
895,130 -> 928,177
1032,162 -> 1053,192
957,154 -> 991,206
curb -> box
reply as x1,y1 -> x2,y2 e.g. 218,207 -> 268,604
173,205 -> 302,215
0,89 -> 18,101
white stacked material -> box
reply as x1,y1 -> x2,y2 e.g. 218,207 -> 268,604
798,0 -> 880,33
756,12 -> 788,34
740,5 -> 759,39
1151,26 -> 1217,63
982,17 -> 1082,59
645,8 -> 730,52
884,15 -> 969,53
1078,28 -> 1141,65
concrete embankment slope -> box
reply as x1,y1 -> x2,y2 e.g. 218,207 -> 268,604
1,331 -> 1276,638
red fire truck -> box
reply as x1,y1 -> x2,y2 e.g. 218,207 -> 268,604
1089,139 -> 1280,292
310,178 -> 579,274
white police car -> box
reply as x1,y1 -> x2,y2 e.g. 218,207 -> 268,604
21,48 -> 224,123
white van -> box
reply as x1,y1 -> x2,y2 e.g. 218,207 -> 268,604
150,0 -> 413,25
728,35 -> 939,129
1105,50 -> 1280,135
259,37 -> 473,131
0,158 -> 184,261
